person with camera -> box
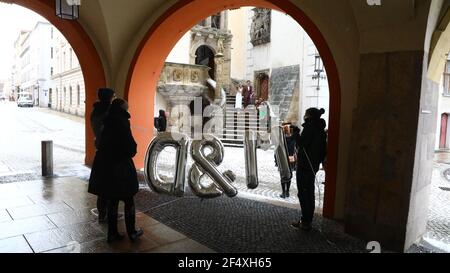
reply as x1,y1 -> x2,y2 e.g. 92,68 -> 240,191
291,108 -> 327,231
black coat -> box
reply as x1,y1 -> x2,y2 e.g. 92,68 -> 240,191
88,107 -> 139,200
294,119 -> 327,173
90,102 -> 110,150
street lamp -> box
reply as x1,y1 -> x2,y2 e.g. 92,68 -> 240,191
312,53 -> 326,91
56,0 -> 80,20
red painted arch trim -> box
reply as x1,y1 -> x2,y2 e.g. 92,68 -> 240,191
12,0 -> 107,165
125,0 -> 340,219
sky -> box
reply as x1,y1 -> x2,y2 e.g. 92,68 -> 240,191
0,3 -> 48,80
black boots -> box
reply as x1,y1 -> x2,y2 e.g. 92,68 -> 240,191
129,229 -> 144,242
280,182 -> 291,199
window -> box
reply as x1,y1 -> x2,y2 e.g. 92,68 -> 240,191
63,87 -> 66,107
51,67 -> 53,76
51,27 -> 53,39
211,13 -> 221,29
77,85 -> 81,106
444,60 -> 450,96
69,49 -> 73,69
51,47 -> 53,59
69,86 -> 73,105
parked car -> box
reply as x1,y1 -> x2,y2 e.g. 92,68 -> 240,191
17,94 -> 34,108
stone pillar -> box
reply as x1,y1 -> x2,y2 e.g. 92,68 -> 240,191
205,17 -> 212,28
345,51 -> 434,252
214,54 -> 225,100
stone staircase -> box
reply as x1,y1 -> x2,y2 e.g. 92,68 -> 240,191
219,95 -> 269,148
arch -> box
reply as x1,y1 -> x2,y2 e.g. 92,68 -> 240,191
428,4 -> 450,82
189,41 -> 217,63
10,0 -> 107,165
195,45 -> 216,79
125,0 -> 341,219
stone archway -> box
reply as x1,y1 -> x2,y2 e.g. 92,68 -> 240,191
4,0 -> 107,165
125,0 -> 341,219
195,45 -> 216,79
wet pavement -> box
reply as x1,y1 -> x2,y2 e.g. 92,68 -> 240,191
0,177 -> 213,253
0,102 -> 85,177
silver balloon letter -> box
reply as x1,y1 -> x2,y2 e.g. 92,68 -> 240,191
244,130 -> 259,189
144,132 -> 189,197
189,135 -> 237,198
273,126 -> 292,182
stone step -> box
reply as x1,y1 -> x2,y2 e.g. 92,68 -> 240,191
223,143 -> 244,148
224,127 -> 268,133
224,121 -> 265,125
220,139 -> 244,145
225,116 -> 261,119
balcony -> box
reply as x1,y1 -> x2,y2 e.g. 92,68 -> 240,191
157,62 -> 210,106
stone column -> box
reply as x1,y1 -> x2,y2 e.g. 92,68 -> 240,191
205,17 -> 212,28
214,48 -> 225,100
344,51 -> 435,252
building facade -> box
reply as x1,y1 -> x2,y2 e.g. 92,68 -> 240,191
12,22 -> 53,107
229,7 -> 329,123
159,8 -> 330,125
11,30 -> 29,102
11,22 -> 85,116
50,26 -> 86,116
436,55 -> 450,150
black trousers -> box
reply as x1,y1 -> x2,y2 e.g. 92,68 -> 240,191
281,178 -> 291,192
107,197 -> 136,236
97,196 -> 108,218
296,169 -> 316,224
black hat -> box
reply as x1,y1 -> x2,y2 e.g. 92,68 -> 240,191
97,88 -> 115,102
306,108 -> 325,120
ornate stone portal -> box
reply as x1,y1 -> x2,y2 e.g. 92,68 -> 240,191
190,23 -> 233,93
250,8 -> 271,46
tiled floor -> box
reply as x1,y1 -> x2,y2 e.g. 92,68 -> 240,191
0,177 -> 214,253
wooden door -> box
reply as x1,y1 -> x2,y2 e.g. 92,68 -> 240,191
440,113 -> 448,149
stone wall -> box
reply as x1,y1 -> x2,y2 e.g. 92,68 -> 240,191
345,51 -> 426,252
269,65 -> 300,121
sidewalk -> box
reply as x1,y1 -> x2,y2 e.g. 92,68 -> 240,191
0,177 -> 213,253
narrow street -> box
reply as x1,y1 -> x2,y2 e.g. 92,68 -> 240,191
0,101 -> 86,180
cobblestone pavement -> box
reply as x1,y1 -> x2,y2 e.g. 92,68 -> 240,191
411,156 -> 450,252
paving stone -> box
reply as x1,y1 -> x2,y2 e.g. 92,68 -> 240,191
0,236 -> 33,253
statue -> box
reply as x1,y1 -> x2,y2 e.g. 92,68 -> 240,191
250,8 -> 271,46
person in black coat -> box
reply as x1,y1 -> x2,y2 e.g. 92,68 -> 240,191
88,98 -> 143,243
89,88 -> 115,223
291,108 -> 327,231
154,109 -> 167,132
